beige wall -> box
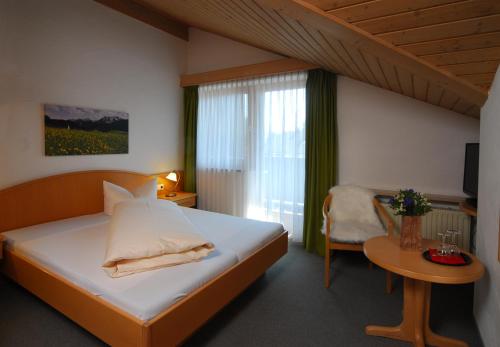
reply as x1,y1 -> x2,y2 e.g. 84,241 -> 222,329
337,76 -> 479,196
0,3 -> 481,196
0,0 -> 187,189
186,28 -> 283,74
187,29 -> 480,197
474,66 -> 500,347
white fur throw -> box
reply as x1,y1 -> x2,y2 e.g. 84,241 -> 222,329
322,185 -> 385,243
330,185 -> 380,225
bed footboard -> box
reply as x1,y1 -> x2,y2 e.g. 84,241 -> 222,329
1,250 -> 145,346
1,231 -> 288,347
147,231 -> 288,346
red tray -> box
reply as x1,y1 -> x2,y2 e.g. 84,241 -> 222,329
422,250 -> 472,266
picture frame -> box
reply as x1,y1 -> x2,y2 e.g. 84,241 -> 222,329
44,104 -> 129,156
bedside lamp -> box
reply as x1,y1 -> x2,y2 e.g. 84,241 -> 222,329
166,171 -> 179,197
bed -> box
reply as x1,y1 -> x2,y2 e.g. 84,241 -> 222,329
0,171 -> 288,346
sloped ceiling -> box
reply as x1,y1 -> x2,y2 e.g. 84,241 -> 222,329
124,0 -> 500,118
309,0 -> 500,92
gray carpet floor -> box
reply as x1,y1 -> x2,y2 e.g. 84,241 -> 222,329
0,243 -> 483,346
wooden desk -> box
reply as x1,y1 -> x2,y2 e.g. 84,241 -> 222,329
459,202 -> 477,217
364,236 -> 484,347
159,192 -> 197,207
459,202 -> 478,253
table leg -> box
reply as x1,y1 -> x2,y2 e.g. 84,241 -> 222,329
423,282 -> 468,347
366,277 -> 418,344
365,278 -> 469,347
413,280 -> 426,347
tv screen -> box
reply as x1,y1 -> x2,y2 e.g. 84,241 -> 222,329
463,143 -> 479,197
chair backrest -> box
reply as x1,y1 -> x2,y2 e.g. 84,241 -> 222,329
329,185 -> 381,226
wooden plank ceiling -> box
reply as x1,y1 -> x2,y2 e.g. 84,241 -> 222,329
310,0 -> 500,92
134,0 -> 499,118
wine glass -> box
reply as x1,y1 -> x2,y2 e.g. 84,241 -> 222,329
437,232 -> 450,256
446,229 -> 461,255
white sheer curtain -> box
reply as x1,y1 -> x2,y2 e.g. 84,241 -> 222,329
197,72 -> 307,242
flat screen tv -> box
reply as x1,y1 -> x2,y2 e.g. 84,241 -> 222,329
463,143 -> 479,207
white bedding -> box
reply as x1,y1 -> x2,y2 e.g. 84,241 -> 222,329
2,208 -> 284,321
103,200 -> 214,278
181,207 -> 284,261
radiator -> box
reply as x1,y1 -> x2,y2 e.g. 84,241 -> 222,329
382,204 -> 471,251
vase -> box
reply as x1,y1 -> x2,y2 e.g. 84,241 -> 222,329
400,216 -> 422,250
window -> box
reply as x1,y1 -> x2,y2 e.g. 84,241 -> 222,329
197,72 -> 306,241
197,87 -> 248,171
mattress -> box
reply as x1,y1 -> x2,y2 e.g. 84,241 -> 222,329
181,207 -> 284,261
2,208 -> 284,321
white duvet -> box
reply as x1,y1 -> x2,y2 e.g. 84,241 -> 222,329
102,199 -> 214,278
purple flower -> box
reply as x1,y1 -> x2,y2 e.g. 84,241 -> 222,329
404,197 -> 414,207
389,197 -> 395,205
408,189 -> 414,193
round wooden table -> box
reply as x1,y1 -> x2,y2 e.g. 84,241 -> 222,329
364,236 -> 484,347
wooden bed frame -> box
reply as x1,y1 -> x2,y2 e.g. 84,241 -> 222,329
0,170 -> 288,346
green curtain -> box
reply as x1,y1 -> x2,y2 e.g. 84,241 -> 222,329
303,69 -> 337,256
183,86 -> 199,193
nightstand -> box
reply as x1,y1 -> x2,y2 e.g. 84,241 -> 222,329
159,192 -> 197,208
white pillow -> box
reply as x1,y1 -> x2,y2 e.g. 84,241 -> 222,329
133,177 -> 158,200
103,178 -> 157,215
102,199 -> 214,277
103,181 -> 133,216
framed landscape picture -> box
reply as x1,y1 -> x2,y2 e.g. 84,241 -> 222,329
44,104 -> 129,156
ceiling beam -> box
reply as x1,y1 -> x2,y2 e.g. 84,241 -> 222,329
180,58 -> 318,86
94,0 -> 188,40
256,0 -> 488,106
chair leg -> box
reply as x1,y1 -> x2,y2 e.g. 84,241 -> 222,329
385,271 -> 393,294
324,248 -> 331,288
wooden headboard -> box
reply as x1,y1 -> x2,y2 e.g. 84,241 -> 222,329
0,170 -> 158,233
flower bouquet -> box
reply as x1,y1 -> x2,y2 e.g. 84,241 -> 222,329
389,189 -> 432,250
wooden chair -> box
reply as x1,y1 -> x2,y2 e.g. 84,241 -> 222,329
322,189 -> 394,292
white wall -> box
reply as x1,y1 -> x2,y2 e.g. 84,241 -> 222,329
474,67 -> 500,347
187,29 -> 480,197
337,77 -> 479,196
0,0 -> 186,189
186,28 -> 283,74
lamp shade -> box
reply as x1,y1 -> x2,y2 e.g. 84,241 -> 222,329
166,171 -> 178,182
